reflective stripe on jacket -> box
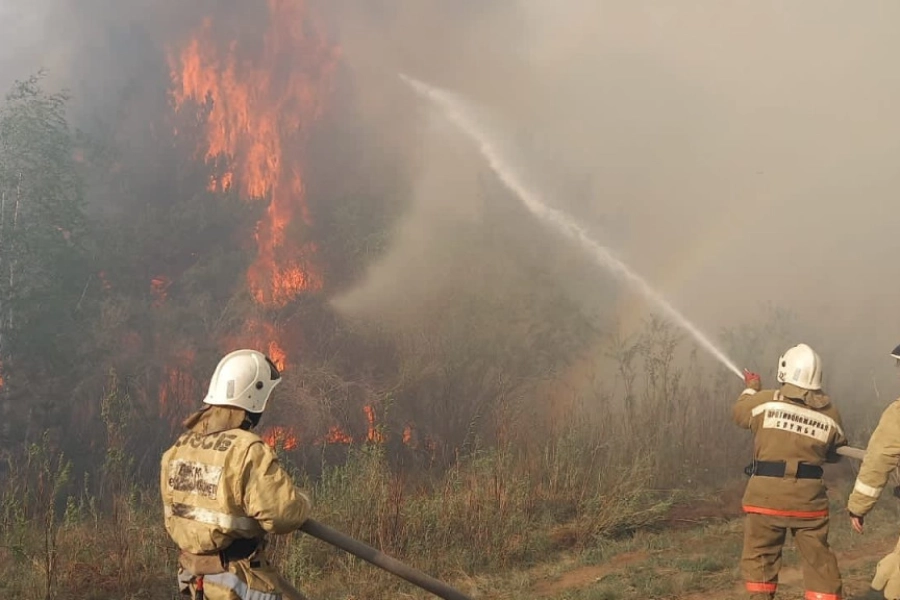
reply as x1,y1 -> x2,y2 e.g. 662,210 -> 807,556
847,398 -> 900,517
160,411 -> 310,555
733,385 -> 847,514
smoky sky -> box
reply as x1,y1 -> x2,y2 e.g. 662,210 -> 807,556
328,0 -> 900,395
3,0 -> 900,400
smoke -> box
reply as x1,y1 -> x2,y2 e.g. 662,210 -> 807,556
3,0 -> 900,404
322,0 -> 900,401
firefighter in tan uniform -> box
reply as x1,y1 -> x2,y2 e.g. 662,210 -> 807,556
734,343 -> 847,600
161,349 -> 312,600
846,344 -> 900,600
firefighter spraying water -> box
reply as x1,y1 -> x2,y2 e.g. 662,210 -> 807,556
735,344 -> 846,600
399,75 -> 878,600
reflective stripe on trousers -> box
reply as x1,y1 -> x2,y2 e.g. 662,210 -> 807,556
178,570 -> 282,600
805,592 -> 840,600
743,505 -> 829,519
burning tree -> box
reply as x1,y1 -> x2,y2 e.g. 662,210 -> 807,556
167,0 -> 338,310
147,0 -> 341,423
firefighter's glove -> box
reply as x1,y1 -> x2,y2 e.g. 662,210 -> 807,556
743,369 -> 761,392
872,550 -> 900,599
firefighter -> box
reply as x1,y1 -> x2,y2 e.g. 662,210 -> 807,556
161,349 -> 311,600
846,344 -> 900,600
734,343 -> 847,600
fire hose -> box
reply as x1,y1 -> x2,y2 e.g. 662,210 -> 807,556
299,519 -> 473,600
836,446 -> 866,460
836,445 -> 900,498
297,448 -> 877,600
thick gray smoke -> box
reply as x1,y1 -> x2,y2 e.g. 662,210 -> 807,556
328,0 -> 900,402
3,0 -> 900,404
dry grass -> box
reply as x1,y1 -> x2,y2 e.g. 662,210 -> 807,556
0,434 -> 890,600
0,319 -> 889,600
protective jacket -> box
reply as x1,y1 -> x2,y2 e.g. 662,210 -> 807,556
847,397 -> 900,517
846,397 -> 900,600
161,406 -> 310,599
733,383 -> 847,515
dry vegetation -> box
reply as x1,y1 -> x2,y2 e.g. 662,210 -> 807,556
0,74 -> 893,600
0,316 -> 889,600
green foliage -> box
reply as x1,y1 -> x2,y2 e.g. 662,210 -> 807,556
0,73 -> 89,366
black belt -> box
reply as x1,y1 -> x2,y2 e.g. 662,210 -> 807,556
744,460 -> 823,479
220,538 -> 261,564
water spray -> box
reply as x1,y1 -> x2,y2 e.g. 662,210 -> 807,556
400,73 -> 744,380
398,75 -> 879,461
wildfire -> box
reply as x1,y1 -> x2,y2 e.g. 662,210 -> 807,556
267,340 -> 288,373
150,275 -> 171,308
263,407 -> 420,449
263,426 -> 299,450
168,0 -> 338,308
323,425 -> 353,445
221,320 -> 289,371
158,348 -> 198,419
364,404 -> 384,444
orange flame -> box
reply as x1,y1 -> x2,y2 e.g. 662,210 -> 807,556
0,360 -> 5,391
267,339 -> 287,373
364,405 -> 384,444
263,426 -> 299,450
150,275 -> 171,308
221,320 -> 289,372
402,424 -> 413,445
323,425 -> 352,445
159,349 -> 198,419
168,0 -> 338,308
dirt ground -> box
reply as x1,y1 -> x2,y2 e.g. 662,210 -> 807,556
517,479 -> 900,600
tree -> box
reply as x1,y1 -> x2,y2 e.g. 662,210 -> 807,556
0,74 -> 91,444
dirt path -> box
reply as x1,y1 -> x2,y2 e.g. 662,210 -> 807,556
678,536 -> 895,599
531,550 -> 650,597
530,512 -> 898,600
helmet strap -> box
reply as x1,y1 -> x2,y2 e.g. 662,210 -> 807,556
242,411 -> 262,430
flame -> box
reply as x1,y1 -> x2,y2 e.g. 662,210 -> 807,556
267,339 -> 287,373
207,172 -> 234,193
256,407 -> 421,449
168,0 -> 338,308
323,425 -> 352,445
402,424 -> 413,445
0,360 -> 4,391
159,349 -> 197,419
263,426 -> 299,450
150,275 -> 171,308
221,320 -> 289,372
364,405 -> 384,444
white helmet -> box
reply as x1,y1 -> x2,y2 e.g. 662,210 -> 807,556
204,349 -> 282,413
776,343 -> 823,390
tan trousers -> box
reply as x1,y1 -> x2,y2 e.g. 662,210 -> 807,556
741,512 -> 842,600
